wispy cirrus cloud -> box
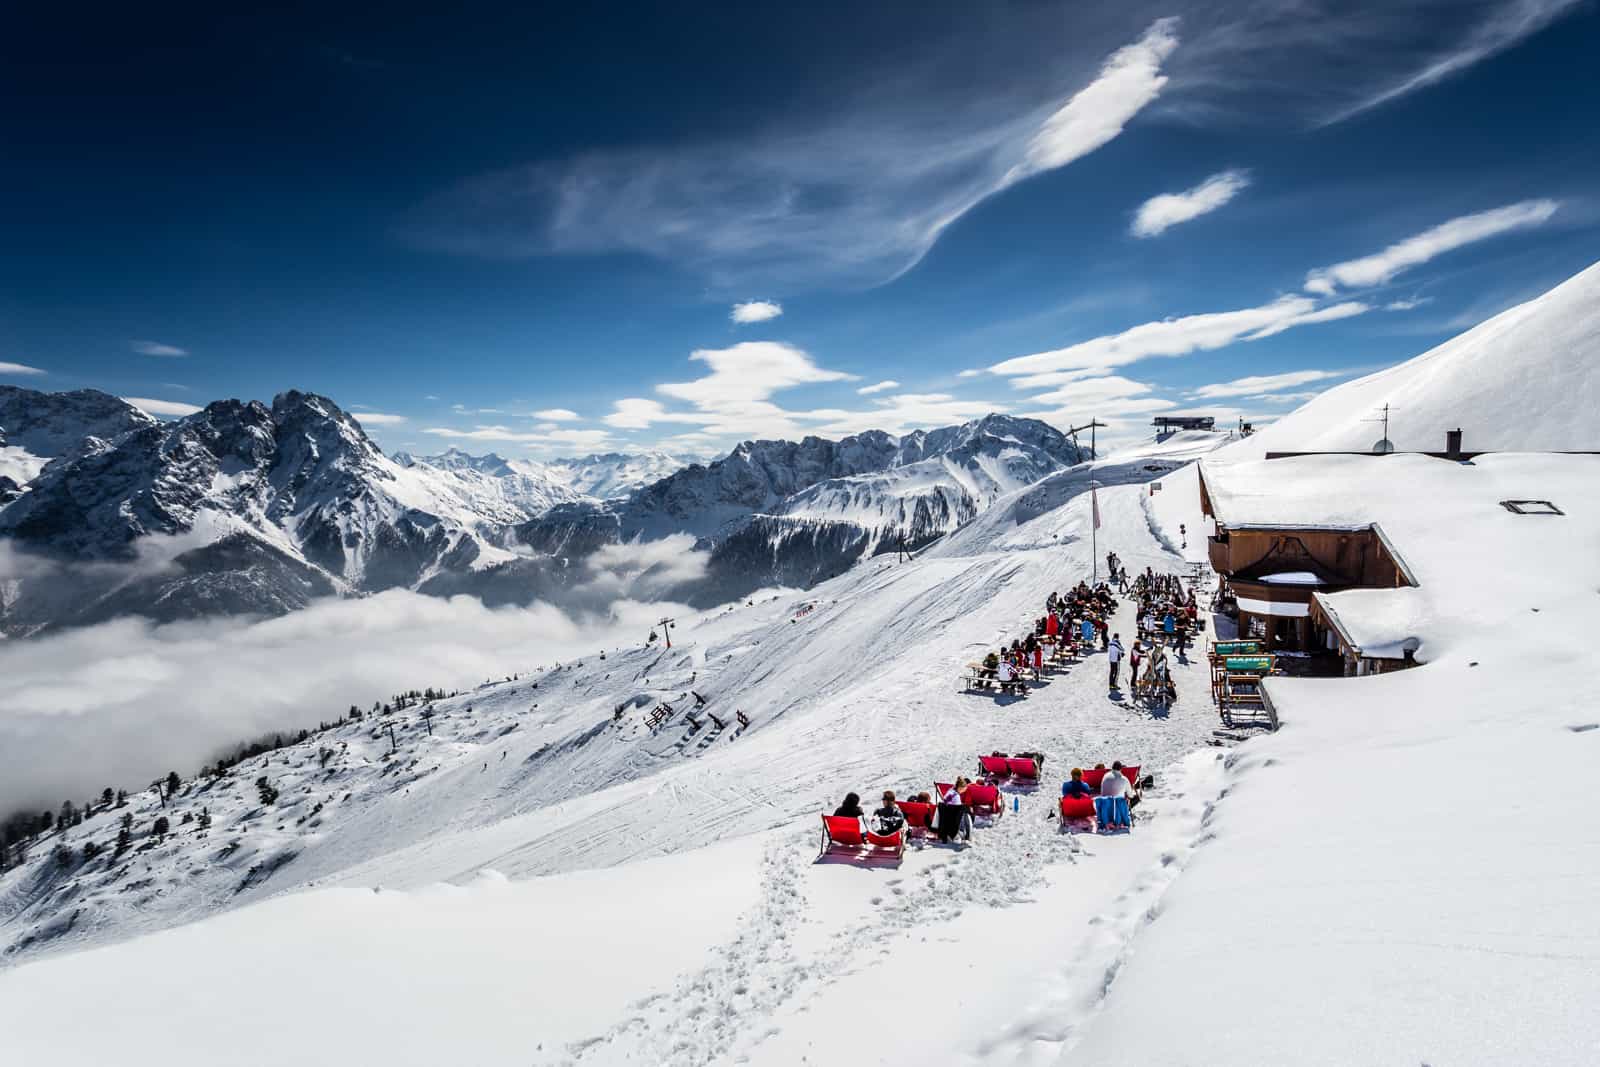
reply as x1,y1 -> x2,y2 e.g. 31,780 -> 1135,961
807,393 -> 1009,438
857,380 -> 900,395
351,411 -> 407,426
423,425 -> 618,452
1131,169 -> 1250,237
1305,199 -> 1559,295
131,340 -> 189,357
1191,369 -> 1342,399
1321,0 -> 1585,123
731,301 -> 783,324
1,361 -> 47,377
988,295 -> 1370,379
122,396 -> 201,417
404,19 -> 1180,288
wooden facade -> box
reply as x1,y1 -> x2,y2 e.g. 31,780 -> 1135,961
1199,467 -> 1415,655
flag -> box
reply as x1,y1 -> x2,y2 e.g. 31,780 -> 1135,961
1091,483 -> 1102,530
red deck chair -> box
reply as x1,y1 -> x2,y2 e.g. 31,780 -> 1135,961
978,755 -> 1012,778
1005,757 -> 1039,779
964,783 -> 1004,819
895,800 -> 937,837
820,814 -> 905,858
1059,795 -> 1097,822
1080,766 -> 1142,793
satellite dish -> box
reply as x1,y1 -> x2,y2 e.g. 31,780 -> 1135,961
1372,438 -> 1394,455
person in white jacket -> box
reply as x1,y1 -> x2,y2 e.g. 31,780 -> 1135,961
1096,761 -> 1133,831
1106,634 -> 1125,689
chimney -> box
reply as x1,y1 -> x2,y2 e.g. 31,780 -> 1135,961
1444,428 -> 1463,460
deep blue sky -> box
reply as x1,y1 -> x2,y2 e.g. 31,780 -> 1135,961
2,1 -> 1597,455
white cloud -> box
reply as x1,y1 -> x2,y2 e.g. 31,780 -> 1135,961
956,369 -> 983,379
1326,0 -> 1584,122
0,361 -> 47,377
731,301 -> 783,324
1244,390 -> 1325,404
424,425 -> 617,452
423,394 -> 440,401
1002,19 -> 1178,185
1024,374 -> 1153,407
857,380 -> 900,395
405,20 -> 1180,287
531,408 -> 580,421
1191,369 -> 1341,399
807,393 -> 1006,438
0,589 -> 695,813
1305,199 -> 1559,295
1131,169 -> 1249,238
122,396 -> 202,417
352,411 -> 406,426
605,341 -> 857,438
989,295 -> 1370,378
131,340 -> 189,358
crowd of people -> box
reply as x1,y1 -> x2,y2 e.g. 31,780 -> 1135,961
833,780 -> 977,845
1118,565 -> 1200,705
830,754 -> 1143,853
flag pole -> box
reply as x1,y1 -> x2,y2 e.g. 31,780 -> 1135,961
1090,416 -> 1097,584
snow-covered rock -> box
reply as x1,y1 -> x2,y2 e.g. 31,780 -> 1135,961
392,446 -> 583,523
543,450 -> 689,499
0,391 -> 498,631
0,386 -> 155,489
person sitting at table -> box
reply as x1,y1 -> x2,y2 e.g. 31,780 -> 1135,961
833,792 -> 864,819
979,650 -> 999,687
996,657 -> 1023,695
1061,768 -> 1094,799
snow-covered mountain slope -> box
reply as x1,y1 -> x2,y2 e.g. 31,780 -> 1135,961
0,392 -> 508,632
392,447 -> 583,522
1,393 -> 1092,629
503,414 -> 1090,602
1231,258 -> 1600,456
0,387 -> 155,491
0,458 -> 1212,985
544,450 -> 689,499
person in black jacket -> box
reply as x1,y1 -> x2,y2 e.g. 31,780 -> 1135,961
872,791 -> 905,835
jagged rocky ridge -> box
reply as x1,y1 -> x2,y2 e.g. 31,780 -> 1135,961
0,388 -> 1086,629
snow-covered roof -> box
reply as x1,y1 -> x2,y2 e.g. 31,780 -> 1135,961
1203,452 -> 1600,658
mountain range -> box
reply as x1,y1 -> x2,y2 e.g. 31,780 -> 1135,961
0,390 -> 1087,633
